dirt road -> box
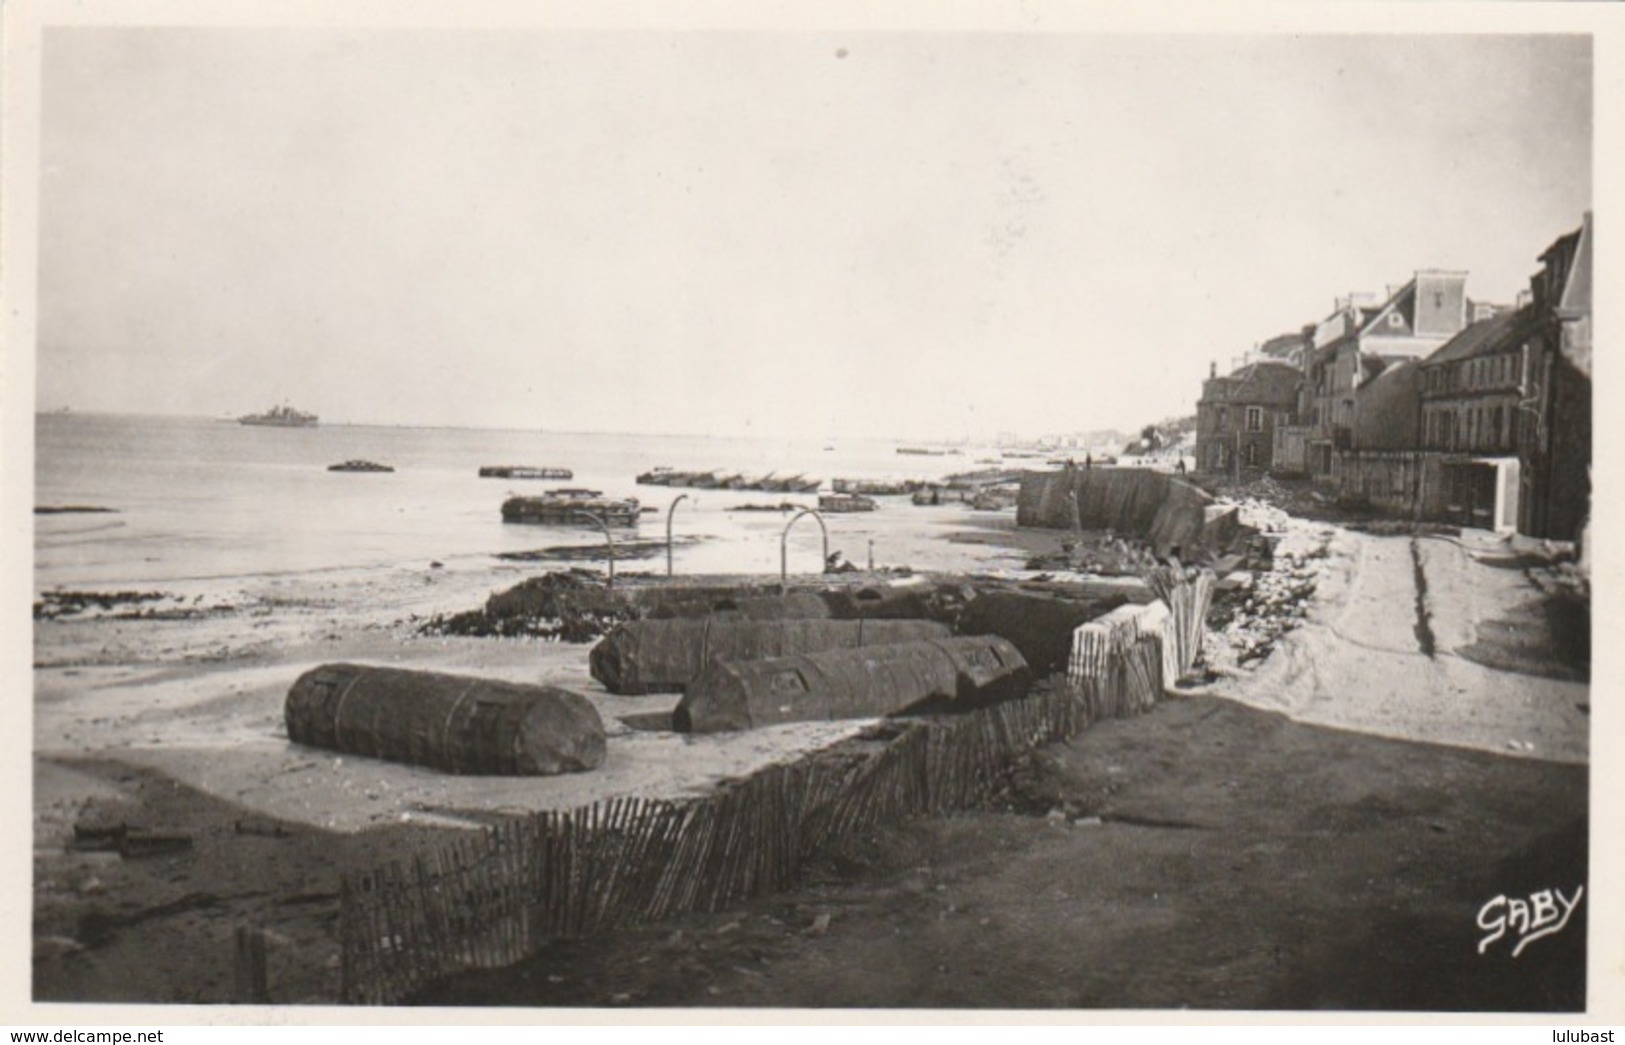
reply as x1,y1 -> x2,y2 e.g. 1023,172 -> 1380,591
1213,529 -> 1588,763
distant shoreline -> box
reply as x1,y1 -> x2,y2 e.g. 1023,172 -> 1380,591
31,409 -> 1106,449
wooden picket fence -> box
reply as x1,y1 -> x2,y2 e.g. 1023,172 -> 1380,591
1143,567 -> 1216,682
338,642 -> 1163,1005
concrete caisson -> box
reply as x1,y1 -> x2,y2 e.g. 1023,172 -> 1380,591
589,618 -> 952,695
285,663 -> 607,776
674,635 -> 1031,733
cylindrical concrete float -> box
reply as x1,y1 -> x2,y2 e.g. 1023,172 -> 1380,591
589,618 -> 952,695
285,664 -> 606,775
645,592 -> 834,621
818,585 -> 944,621
957,590 -> 1128,676
674,635 -> 1031,733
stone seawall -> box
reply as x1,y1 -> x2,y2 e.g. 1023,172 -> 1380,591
1016,467 -> 1247,558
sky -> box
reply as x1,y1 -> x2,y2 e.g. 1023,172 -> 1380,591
34,28 -> 1592,441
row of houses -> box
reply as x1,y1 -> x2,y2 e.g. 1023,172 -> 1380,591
1193,214 -> 1592,542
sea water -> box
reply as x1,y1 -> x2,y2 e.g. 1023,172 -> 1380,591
34,413 -> 1007,591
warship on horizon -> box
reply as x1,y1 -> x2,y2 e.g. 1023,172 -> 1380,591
238,404 -> 318,428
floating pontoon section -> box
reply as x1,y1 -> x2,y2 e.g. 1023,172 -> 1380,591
674,635 -> 1031,733
589,618 -> 951,695
285,664 -> 606,775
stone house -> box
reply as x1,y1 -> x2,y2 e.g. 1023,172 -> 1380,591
1194,360 -> 1301,475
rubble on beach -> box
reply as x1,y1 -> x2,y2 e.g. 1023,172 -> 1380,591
418,570 -> 640,642
1202,488 -> 1336,671
1206,539 -> 1328,667
32,589 -> 234,623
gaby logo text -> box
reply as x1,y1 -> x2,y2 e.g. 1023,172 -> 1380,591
1477,885 -> 1583,957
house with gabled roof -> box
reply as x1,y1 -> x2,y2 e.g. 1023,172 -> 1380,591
1412,307 -> 1541,532
1195,359 -> 1301,475
1298,270 -> 1472,480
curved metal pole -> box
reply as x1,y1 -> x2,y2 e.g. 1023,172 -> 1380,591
665,494 -> 690,578
780,508 -> 829,593
573,510 -> 616,588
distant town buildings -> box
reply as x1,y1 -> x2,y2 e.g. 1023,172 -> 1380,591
1194,213 -> 1592,544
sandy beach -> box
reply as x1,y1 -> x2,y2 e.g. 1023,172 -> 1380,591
30,491 -> 1589,1004
34,503 -> 1058,837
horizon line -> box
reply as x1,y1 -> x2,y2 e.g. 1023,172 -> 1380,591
35,408 -> 1160,447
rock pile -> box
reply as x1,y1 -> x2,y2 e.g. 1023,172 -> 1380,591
1218,495 -> 1294,535
419,570 -> 638,642
1024,533 -> 1161,576
1194,473 -> 1358,523
1207,532 -> 1330,667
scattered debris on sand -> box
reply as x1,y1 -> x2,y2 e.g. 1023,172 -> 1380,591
1192,486 -> 1339,670
495,537 -> 704,563
418,570 -> 638,642
727,502 -> 805,513
32,590 -> 230,622
1024,534 -> 1161,576
1206,540 -> 1328,667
